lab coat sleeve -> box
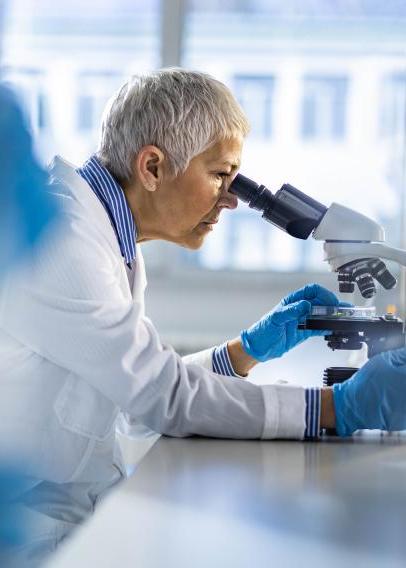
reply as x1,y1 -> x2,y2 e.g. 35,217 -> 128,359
182,348 -> 214,370
0,219 -> 306,440
183,344 -> 246,378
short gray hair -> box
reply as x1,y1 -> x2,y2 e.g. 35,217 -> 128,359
97,68 -> 249,181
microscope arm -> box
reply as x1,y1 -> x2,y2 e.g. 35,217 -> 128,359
322,242 -> 406,272
311,203 -> 406,268
311,202 -> 403,296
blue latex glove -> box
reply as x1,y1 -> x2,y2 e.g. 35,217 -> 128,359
333,348 -> 406,436
241,283 -> 344,362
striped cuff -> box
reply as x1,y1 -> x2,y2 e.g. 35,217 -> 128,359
304,388 -> 321,439
212,343 -> 238,377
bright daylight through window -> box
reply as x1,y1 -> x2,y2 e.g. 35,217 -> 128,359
184,1 -> 406,273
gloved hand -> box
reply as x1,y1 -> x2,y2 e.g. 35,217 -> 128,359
240,283 -> 344,362
333,348 -> 406,436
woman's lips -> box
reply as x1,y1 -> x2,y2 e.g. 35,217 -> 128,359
199,219 -> 218,231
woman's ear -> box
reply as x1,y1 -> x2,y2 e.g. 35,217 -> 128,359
135,145 -> 165,192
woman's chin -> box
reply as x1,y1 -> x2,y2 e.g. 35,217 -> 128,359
180,233 -> 207,250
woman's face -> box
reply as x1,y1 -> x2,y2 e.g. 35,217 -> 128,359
150,136 -> 243,249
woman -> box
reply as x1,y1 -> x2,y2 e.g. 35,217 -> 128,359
0,68 -> 339,563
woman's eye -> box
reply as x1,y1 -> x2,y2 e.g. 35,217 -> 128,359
215,172 -> 228,180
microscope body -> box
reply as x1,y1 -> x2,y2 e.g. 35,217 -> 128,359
229,173 -> 406,412
230,174 -> 404,298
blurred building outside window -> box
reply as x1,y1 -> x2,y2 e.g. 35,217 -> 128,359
184,2 -> 406,277
1,66 -> 46,132
234,74 -> 275,139
76,71 -> 124,134
1,0 -> 160,164
301,75 -> 348,140
380,73 -> 406,140
77,94 -> 94,132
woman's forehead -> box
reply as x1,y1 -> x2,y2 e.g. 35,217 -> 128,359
203,137 -> 243,168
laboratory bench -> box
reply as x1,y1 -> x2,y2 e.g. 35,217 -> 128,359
51,434 -> 406,567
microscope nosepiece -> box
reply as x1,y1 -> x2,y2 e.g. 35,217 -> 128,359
338,258 -> 397,298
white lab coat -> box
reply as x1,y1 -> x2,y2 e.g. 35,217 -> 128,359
0,156 -> 307,491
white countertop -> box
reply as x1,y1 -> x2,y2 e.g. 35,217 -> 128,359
51,433 -> 406,567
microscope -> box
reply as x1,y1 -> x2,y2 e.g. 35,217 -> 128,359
229,174 -> 406,388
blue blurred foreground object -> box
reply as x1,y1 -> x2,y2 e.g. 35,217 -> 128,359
333,347 -> 406,436
0,468 -> 29,567
0,84 -> 58,274
0,84 -> 58,564
0,469 -> 25,547
240,283 -> 342,361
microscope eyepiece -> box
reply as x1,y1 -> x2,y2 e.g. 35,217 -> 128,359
228,174 -> 260,204
230,173 -> 327,240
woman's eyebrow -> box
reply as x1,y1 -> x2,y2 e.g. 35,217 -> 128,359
212,160 -> 240,170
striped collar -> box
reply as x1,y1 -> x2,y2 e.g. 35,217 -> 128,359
77,155 -> 137,267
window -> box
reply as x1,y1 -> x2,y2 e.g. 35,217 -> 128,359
1,0 -> 160,164
380,73 -> 406,140
234,75 -> 275,139
1,66 -> 48,133
76,71 -> 123,135
3,2 -> 405,274
77,95 -> 94,132
184,2 -> 405,274
301,75 -> 348,140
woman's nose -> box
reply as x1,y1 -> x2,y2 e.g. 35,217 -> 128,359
218,186 -> 239,210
